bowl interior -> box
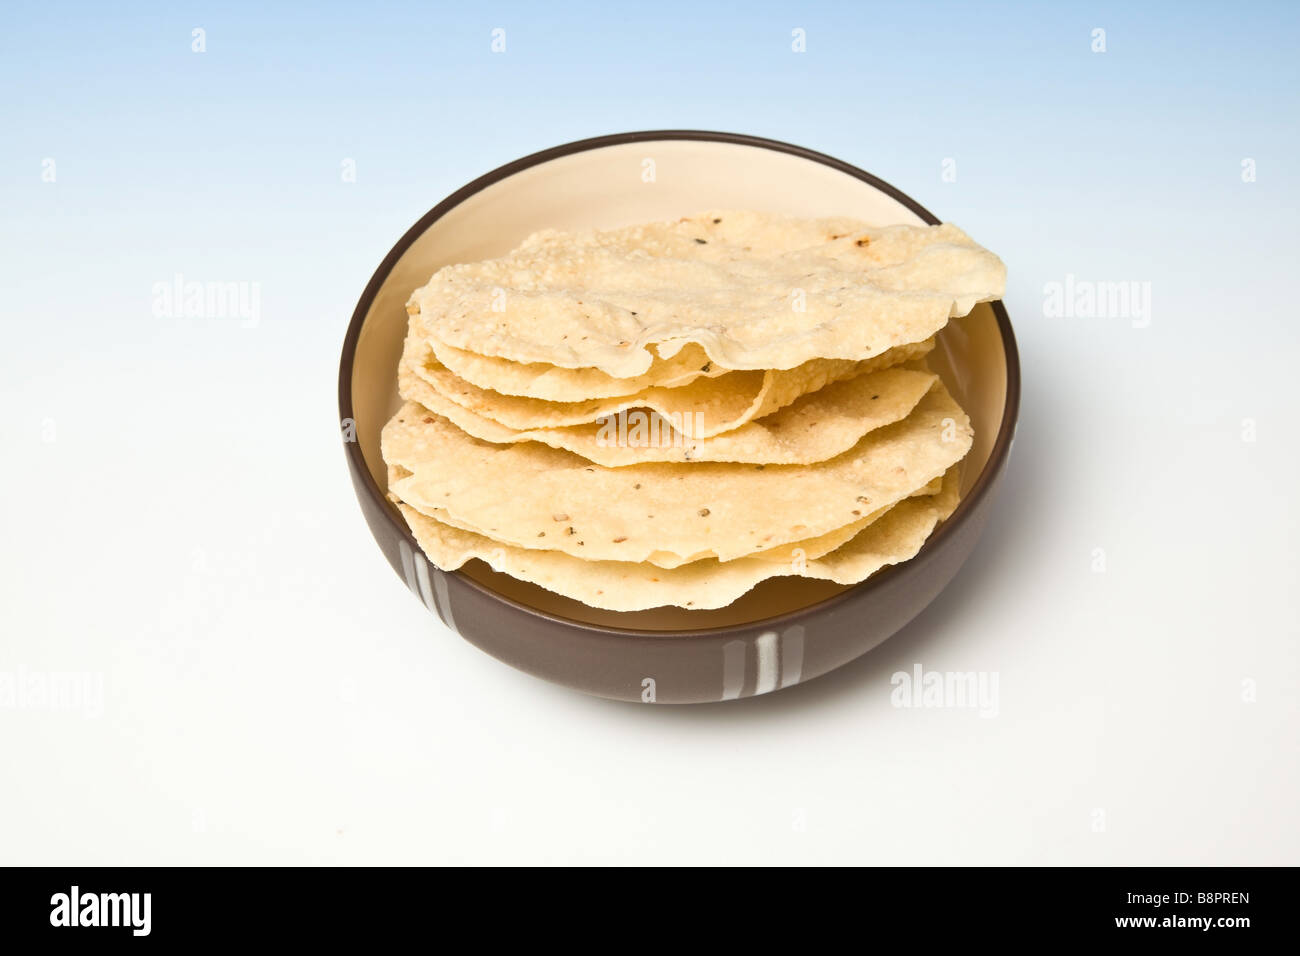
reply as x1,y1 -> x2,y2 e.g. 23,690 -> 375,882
349,138 -> 1009,631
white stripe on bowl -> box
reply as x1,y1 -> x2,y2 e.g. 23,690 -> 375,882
753,631 -> 779,696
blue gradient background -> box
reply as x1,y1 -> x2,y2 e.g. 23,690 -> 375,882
2,2 -> 1297,864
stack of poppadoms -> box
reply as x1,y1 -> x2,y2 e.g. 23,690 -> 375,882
381,211 -> 1005,611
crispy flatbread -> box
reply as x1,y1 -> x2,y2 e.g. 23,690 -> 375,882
397,358 -> 937,467
407,210 -> 1004,376
394,468 -> 960,611
383,380 -> 972,565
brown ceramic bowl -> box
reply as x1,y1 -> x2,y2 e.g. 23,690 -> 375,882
339,130 -> 1019,704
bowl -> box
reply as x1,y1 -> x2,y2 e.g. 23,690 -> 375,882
338,130 -> 1019,704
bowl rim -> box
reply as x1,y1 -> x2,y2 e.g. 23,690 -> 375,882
338,129 -> 1020,640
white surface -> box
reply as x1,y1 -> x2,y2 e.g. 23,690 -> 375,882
2,4 -> 1297,865
2,244 -> 1295,865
